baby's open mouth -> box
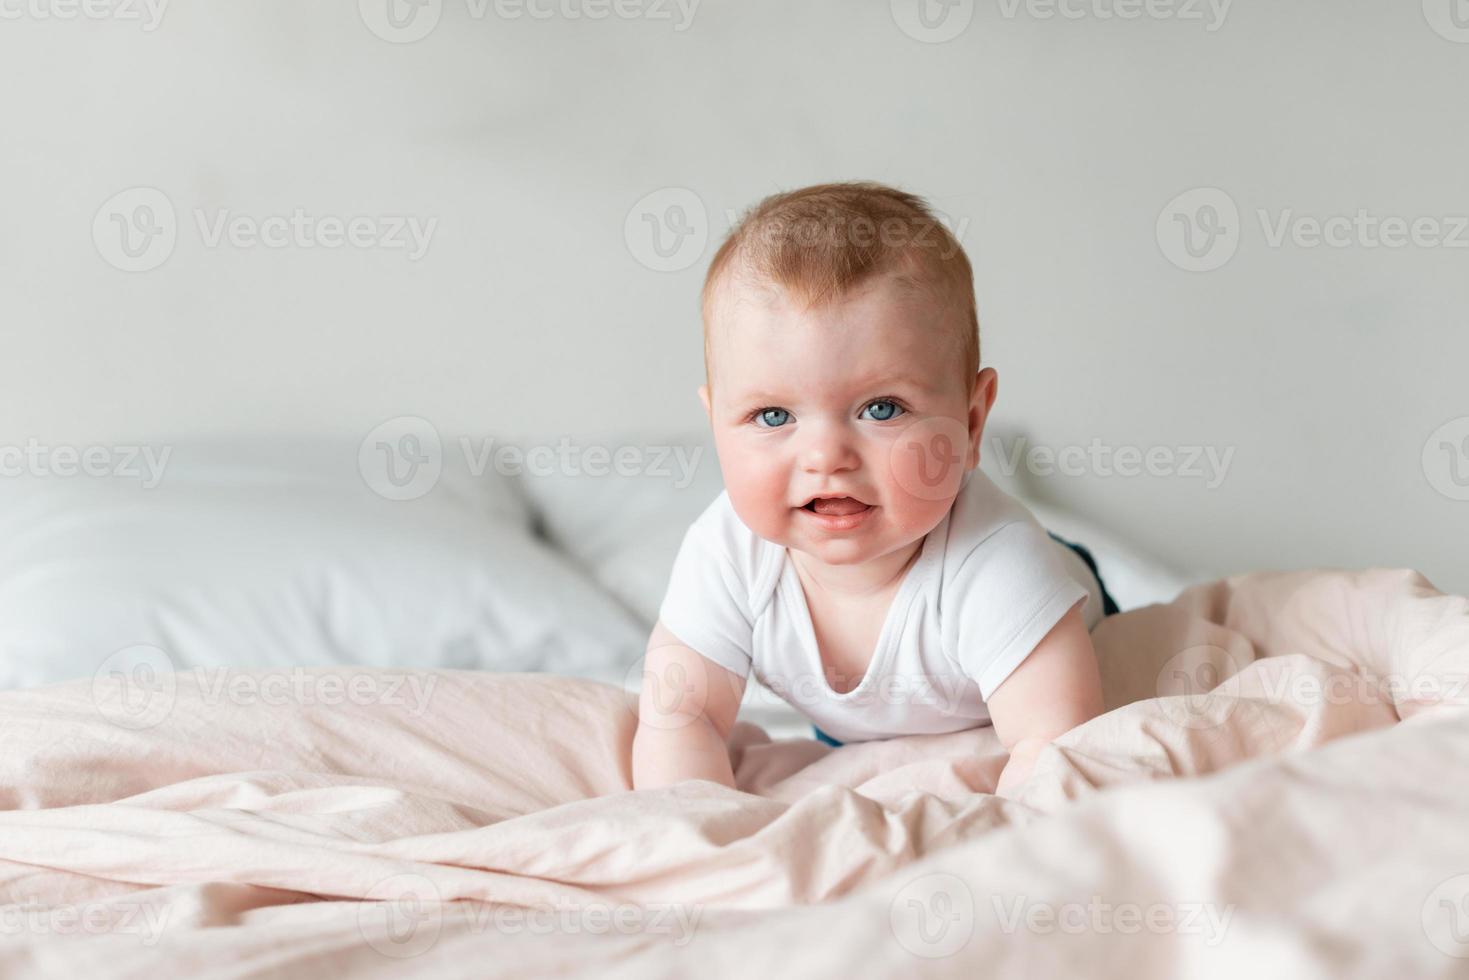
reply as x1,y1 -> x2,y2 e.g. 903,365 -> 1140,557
801,496 -> 872,516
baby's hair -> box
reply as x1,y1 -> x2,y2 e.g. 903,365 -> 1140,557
701,180 -> 979,392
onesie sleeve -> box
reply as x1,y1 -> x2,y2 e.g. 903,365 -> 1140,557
655,518 -> 754,679
947,520 -> 1089,701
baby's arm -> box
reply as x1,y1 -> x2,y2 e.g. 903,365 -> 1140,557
986,602 -> 1104,798
631,619 -> 747,792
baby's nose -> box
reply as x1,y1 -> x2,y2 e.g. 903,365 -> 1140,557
798,426 -> 861,473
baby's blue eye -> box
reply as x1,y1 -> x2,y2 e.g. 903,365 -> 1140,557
755,408 -> 791,428
862,400 -> 904,422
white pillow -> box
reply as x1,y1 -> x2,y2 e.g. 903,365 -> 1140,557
516,428 -> 725,625
0,435 -> 649,688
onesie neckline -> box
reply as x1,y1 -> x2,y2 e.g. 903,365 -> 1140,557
777,513 -> 949,701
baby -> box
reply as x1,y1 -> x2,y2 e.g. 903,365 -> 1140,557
631,181 -> 1118,798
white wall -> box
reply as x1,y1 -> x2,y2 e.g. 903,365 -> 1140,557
2,0 -> 1467,595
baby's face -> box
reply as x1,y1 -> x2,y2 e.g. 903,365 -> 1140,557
700,273 -> 995,567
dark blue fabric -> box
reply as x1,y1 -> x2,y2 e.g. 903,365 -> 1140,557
1046,530 -> 1122,618
809,530 -> 1122,748
812,725 -> 843,747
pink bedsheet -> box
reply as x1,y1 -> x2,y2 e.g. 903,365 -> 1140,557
1,567 -> 1467,978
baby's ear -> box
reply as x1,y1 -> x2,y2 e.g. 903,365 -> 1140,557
698,383 -> 712,418
969,368 -> 999,466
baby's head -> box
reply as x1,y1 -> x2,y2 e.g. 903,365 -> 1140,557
698,181 -> 998,567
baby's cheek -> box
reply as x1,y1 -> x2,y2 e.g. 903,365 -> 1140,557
886,494 -> 955,542
882,422 -> 969,533
719,455 -> 790,541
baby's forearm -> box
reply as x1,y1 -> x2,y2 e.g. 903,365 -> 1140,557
631,715 -> 737,792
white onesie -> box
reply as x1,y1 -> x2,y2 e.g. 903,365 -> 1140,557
656,468 -> 1105,743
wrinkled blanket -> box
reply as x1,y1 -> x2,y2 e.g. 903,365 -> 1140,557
2,567 -> 1468,978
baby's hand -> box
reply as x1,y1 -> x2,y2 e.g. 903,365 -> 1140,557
985,602 -> 1104,798
994,737 -> 1050,798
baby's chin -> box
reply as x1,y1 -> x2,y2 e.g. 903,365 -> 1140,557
781,522 -> 925,566
785,542 -> 881,566
745,520 -> 879,565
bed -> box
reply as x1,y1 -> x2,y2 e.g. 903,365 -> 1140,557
1,430 -> 1462,978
